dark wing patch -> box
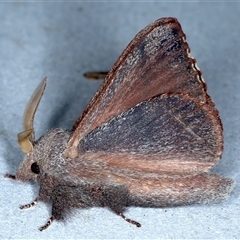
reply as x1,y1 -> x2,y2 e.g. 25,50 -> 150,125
66,18 -> 211,157
77,94 -> 222,176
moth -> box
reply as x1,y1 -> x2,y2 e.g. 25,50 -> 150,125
5,17 -> 234,231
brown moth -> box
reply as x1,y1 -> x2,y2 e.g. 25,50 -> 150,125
5,17 -> 234,231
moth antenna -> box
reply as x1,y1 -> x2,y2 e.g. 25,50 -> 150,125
118,212 -> 141,227
83,71 -> 108,80
17,77 -> 47,153
17,129 -> 34,153
22,77 -> 47,139
39,216 -> 55,231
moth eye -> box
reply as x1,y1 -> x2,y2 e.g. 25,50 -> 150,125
31,162 -> 40,174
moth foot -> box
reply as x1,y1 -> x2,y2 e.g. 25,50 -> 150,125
4,173 -> 16,180
118,212 -> 141,227
39,216 -> 55,231
20,197 -> 38,209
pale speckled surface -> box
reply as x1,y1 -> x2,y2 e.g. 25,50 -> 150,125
0,2 -> 239,239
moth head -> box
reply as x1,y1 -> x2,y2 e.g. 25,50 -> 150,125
16,78 -> 47,181
16,153 -> 42,182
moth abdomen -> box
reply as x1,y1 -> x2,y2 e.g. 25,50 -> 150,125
127,173 -> 234,207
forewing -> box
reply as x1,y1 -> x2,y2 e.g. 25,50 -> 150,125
68,94 -> 222,182
66,17 -> 211,156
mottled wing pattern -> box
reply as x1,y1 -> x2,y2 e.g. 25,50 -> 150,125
66,18 -> 215,156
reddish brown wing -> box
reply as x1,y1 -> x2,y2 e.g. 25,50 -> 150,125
66,93 -> 223,195
65,17 -> 217,158
72,94 -> 222,177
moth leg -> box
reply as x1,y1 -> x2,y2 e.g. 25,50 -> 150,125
83,71 -> 108,80
117,212 -> 141,227
38,184 -> 75,231
19,174 -> 54,210
96,184 -> 141,227
5,173 -> 39,209
20,197 -> 39,209
4,173 -> 16,180
39,216 -> 55,231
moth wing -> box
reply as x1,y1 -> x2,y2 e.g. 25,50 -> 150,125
67,94 -> 222,183
66,17 -> 213,157
66,94 -> 231,206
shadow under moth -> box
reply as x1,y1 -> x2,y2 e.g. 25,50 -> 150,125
5,17 -> 234,231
